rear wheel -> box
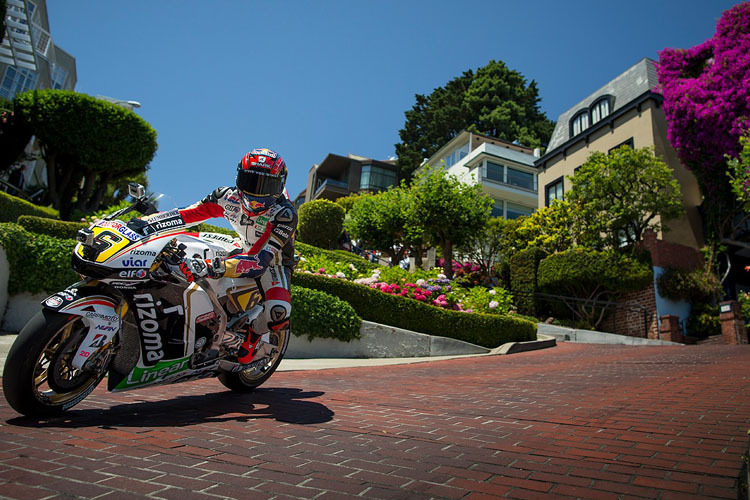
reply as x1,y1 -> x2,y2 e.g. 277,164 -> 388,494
218,327 -> 289,392
2,310 -> 114,417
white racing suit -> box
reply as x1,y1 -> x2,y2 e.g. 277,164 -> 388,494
140,187 -> 297,362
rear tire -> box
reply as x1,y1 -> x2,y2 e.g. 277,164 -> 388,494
218,327 -> 289,392
3,310 -> 112,417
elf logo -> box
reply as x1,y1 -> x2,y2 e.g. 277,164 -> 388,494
119,269 -> 147,279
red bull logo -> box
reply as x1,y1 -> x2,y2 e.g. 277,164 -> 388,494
248,200 -> 266,209
236,258 -> 263,275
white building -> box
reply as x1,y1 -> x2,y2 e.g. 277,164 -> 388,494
418,130 -> 540,219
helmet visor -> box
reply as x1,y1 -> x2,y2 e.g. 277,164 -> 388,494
237,169 -> 284,197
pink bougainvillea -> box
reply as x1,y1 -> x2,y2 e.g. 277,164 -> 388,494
657,2 -> 750,207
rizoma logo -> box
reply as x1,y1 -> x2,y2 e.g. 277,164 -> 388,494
133,293 -> 164,364
119,269 -> 147,279
154,219 -> 181,230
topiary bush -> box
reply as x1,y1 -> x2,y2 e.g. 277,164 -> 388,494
510,247 -> 547,316
0,191 -> 59,222
297,199 -> 345,249
292,272 -> 536,348
656,267 -> 722,304
290,285 -> 361,342
0,223 -> 78,294
17,215 -> 87,239
537,248 -> 653,330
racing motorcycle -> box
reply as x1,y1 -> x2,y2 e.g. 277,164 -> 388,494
2,184 -> 289,417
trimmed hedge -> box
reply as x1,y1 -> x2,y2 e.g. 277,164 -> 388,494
0,223 -> 78,294
0,191 -> 59,222
510,247 -> 547,316
297,199 -> 345,249
296,241 -> 378,274
17,215 -> 87,239
291,272 -> 536,348
290,285 -> 361,342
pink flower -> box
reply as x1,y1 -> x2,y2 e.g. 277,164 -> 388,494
318,268 -> 325,273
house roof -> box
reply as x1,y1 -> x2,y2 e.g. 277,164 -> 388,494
546,58 -> 660,151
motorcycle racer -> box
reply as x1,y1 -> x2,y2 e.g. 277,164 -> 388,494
129,148 -> 297,365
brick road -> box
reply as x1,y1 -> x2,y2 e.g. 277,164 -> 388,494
0,343 -> 749,499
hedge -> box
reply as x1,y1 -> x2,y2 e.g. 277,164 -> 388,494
17,215 -> 87,239
510,247 -> 547,316
295,241 -> 378,274
291,272 -> 536,348
656,267 -> 722,304
0,223 -> 78,294
290,285 -> 361,342
297,199 -> 345,249
0,191 -> 59,222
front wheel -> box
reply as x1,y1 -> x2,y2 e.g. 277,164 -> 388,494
218,327 -> 289,392
3,310 -> 113,417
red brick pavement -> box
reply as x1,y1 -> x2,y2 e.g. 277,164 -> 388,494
0,343 -> 749,499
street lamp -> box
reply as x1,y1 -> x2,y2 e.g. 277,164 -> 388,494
96,95 -> 142,111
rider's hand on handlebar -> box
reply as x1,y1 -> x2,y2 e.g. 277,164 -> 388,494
179,256 -> 215,282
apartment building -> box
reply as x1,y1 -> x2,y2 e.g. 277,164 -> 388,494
302,153 -> 399,204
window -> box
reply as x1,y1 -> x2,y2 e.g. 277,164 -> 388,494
545,177 -> 564,207
571,111 -> 589,136
485,161 -> 504,183
0,66 -> 39,99
591,98 -> 610,124
360,164 -> 396,191
442,143 -> 469,167
506,202 -> 534,220
609,137 -> 634,154
506,167 -> 536,191
50,64 -> 69,89
490,199 -> 504,218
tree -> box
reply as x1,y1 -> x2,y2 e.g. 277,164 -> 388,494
346,188 -> 411,264
565,146 -> 684,247
297,199 -> 345,250
395,60 -> 554,181
0,97 -> 33,175
656,2 -> 750,241
13,90 -> 157,219
457,217 -> 523,276
334,193 -> 363,214
515,199 -> 605,254
728,134 -> 750,211
407,166 -> 492,278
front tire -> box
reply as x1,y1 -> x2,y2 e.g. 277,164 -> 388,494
218,327 -> 290,392
3,310 -> 112,417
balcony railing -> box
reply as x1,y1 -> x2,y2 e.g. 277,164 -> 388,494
314,178 -> 349,198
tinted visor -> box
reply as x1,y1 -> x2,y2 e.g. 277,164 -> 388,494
236,169 -> 284,197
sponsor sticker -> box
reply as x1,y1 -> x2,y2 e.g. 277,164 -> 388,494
119,269 -> 148,279
196,311 -> 216,323
45,296 -> 63,308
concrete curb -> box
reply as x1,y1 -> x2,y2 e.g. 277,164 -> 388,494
491,334 -> 557,355
537,323 -> 682,345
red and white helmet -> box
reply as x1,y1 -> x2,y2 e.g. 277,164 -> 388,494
236,148 -> 287,214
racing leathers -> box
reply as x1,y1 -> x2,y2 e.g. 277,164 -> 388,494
140,186 -> 297,363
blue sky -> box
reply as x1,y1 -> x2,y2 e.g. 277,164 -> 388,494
46,0 -> 740,215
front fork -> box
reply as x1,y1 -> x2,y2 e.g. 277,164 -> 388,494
41,283 -> 125,371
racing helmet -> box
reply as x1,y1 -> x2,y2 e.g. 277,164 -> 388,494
236,148 -> 287,215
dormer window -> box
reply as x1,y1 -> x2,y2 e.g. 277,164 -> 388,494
571,111 -> 589,136
591,97 -> 611,125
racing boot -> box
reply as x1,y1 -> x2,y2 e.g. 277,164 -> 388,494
237,327 -> 263,364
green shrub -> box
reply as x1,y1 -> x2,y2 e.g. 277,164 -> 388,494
17,215 -> 87,239
296,241 -> 377,275
194,222 -> 237,237
0,223 -> 78,294
290,285 -> 361,342
686,303 -> 721,338
298,199 -> 345,249
656,267 -> 722,303
0,191 -> 59,222
537,248 -> 653,330
510,247 -> 547,316
291,273 -> 536,348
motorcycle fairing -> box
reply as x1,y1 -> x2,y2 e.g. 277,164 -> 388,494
41,284 -> 120,370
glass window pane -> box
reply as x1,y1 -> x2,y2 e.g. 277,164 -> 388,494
490,200 -> 503,218
506,202 -> 534,220
485,162 -> 504,183
507,168 -> 535,190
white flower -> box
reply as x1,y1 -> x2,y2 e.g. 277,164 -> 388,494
489,289 -> 496,295
489,301 -> 499,309
349,263 -> 357,271
437,274 -> 447,280
416,279 -> 426,286
336,271 -> 346,278
300,257 -> 307,263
